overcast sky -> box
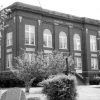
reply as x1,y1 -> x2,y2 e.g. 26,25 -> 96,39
0,0 -> 100,20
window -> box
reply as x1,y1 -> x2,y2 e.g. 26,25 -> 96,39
6,32 -> 13,46
25,25 -> 35,45
73,34 -> 81,51
59,31 -> 67,49
43,29 -> 52,48
6,54 -> 12,68
74,57 -> 82,70
24,53 -> 36,62
90,35 -> 97,52
91,58 -> 98,70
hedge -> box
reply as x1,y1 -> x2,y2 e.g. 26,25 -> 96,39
38,74 -> 77,100
0,71 -> 43,88
0,71 -> 24,88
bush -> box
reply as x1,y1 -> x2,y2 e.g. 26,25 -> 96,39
0,71 -> 24,88
90,78 -> 100,85
38,74 -> 77,100
28,97 -> 40,100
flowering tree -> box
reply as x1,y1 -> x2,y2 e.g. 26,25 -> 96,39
67,54 -> 75,74
12,50 -> 69,92
0,7 -> 11,30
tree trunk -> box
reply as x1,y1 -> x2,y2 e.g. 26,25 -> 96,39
25,83 -> 30,93
25,78 -> 35,93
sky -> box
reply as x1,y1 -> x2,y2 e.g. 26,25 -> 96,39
0,0 -> 100,20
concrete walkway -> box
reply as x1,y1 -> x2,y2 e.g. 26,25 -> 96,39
77,85 -> 100,100
1,85 -> 100,100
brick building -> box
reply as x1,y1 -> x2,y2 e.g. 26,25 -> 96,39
0,2 -> 100,84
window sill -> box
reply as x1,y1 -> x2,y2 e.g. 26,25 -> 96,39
59,48 -> 67,50
90,51 -> 98,52
25,44 -> 35,46
43,46 -> 52,48
74,49 -> 81,51
6,67 -> 12,70
91,69 -> 98,70
6,45 -> 13,47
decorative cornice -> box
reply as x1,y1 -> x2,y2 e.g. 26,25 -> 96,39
13,16 -> 16,23
69,25 -> 73,28
38,20 -> 41,26
9,2 -> 100,26
19,16 -> 22,23
86,28 -> 88,34
54,22 -> 59,26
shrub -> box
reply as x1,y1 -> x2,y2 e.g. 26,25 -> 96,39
0,71 -> 24,88
38,74 -> 77,100
28,97 -> 40,100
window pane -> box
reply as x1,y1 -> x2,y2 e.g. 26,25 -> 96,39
91,58 -> 98,70
25,32 -> 29,44
43,34 -> 48,47
25,25 -> 35,45
30,32 -> 35,44
43,29 -> 52,48
59,37 -> 63,48
6,32 -> 13,46
28,53 -> 32,62
30,26 -> 35,45
90,35 -> 97,52
6,54 -> 12,68
48,35 -> 52,47
59,31 -> 67,49
73,34 -> 81,51
25,25 -> 29,32
75,57 -> 82,70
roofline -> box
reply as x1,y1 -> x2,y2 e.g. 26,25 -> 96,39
7,2 -> 100,26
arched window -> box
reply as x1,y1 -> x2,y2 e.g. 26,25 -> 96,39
59,31 -> 67,49
73,34 -> 81,51
43,29 -> 52,48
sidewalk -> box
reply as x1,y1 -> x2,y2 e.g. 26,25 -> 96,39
1,85 -> 100,100
0,87 -> 44,100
